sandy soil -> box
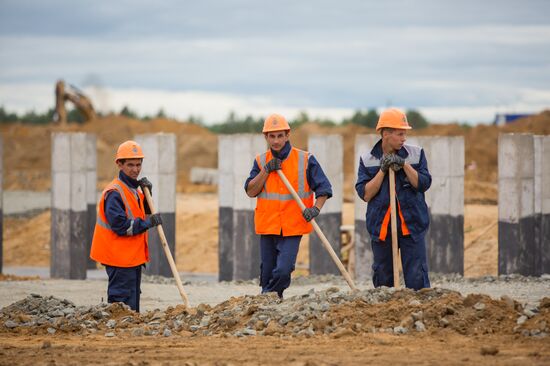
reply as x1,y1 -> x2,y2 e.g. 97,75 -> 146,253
0,333 -> 548,366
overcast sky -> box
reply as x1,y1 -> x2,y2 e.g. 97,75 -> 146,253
1,0 -> 549,124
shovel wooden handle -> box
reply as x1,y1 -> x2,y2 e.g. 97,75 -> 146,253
143,187 -> 190,307
389,169 -> 400,288
276,170 -> 357,291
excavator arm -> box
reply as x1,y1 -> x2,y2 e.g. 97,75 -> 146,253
55,80 -> 96,124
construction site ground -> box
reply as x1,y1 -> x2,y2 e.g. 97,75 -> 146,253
2,112 -> 550,365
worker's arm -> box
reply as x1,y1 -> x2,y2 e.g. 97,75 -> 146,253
363,169 -> 386,202
104,191 -> 161,236
246,167 -> 270,197
402,163 -> 419,189
302,155 -> 333,222
245,158 -> 282,197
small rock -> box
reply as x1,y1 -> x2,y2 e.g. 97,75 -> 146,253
439,318 -> 450,327
408,299 -> 421,307
106,320 -> 117,329
530,329 -> 541,336
414,321 -> 426,332
500,295 -> 515,308
242,328 -> 257,336
47,327 -> 56,335
4,320 -> 18,329
331,328 -> 355,338
132,328 -> 145,337
473,302 -> 486,311
163,328 -> 172,337
41,341 -> 52,349
105,332 -> 115,337
517,315 -> 528,325
411,311 -> 423,321
393,326 -> 408,334
523,309 -> 536,318
480,346 -> 499,356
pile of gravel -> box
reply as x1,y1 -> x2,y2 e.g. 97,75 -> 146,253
1,288 -> 548,339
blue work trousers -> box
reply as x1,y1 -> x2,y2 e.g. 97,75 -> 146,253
371,234 -> 430,290
260,235 -> 301,298
105,265 -> 142,312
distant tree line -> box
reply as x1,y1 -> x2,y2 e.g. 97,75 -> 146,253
0,105 -> 429,131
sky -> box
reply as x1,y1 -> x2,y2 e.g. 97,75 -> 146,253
1,0 -> 549,125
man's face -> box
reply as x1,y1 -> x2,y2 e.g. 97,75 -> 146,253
117,158 -> 142,180
265,130 -> 290,152
384,129 -> 407,151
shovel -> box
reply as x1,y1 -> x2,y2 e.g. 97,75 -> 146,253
143,187 -> 190,307
276,170 -> 357,291
388,169 -> 401,288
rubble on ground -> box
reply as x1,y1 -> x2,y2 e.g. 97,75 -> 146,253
1,288 -> 548,339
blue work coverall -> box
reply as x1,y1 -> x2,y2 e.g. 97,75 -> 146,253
103,171 -> 154,312
355,139 -> 431,290
245,141 -> 332,297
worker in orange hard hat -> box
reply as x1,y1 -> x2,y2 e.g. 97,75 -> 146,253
90,140 -> 163,312
245,113 -> 333,299
355,108 -> 432,290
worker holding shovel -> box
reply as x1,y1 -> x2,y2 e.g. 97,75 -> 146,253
355,108 -> 431,290
245,114 -> 333,299
90,140 -> 163,312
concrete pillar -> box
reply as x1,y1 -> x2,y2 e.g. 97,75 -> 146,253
135,133 -> 177,277
85,136 -> 97,269
354,134 -> 379,281
218,135 -> 234,281
498,133 -> 536,275
535,136 -> 550,275
51,133 -> 90,279
0,137 -> 3,274
231,134 -> 265,281
308,134 -> 343,274
414,136 -> 464,275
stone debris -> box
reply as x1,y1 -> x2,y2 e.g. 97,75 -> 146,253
1,290 -> 549,339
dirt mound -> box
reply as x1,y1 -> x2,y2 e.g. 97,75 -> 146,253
2,289 -> 548,339
0,115 -> 217,192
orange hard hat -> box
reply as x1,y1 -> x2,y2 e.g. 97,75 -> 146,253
262,113 -> 290,133
115,140 -> 144,162
375,108 -> 412,131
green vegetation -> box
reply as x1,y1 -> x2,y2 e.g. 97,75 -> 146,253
0,105 -> 430,132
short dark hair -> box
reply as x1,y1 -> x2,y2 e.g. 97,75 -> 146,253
380,127 -> 396,137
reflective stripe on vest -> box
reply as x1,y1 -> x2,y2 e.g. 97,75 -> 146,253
95,182 -> 136,230
257,150 -> 312,200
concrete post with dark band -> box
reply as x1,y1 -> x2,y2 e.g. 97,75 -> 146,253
135,134 -> 177,278
51,133 -> 89,279
498,133 -> 535,275
410,136 -> 464,275
218,135 -> 234,281
0,137 -> 3,274
535,136 -> 550,275
231,134 -> 264,281
354,134 -> 379,281
85,135 -> 97,269
308,134 -> 343,274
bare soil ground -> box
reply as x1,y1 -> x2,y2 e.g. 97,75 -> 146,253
1,333 -> 548,366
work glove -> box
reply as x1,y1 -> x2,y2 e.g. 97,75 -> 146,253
302,206 -> 320,222
138,177 -> 153,194
264,158 -> 282,174
148,213 -> 163,227
389,154 -> 405,171
380,154 -> 393,173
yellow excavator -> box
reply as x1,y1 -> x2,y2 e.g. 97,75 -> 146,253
54,80 -> 97,124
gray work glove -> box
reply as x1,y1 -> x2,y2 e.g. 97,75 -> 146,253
389,154 -> 405,171
381,154 -> 405,173
302,206 -> 320,222
264,158 -> 282,174
380,154 -> 393,173
138,177 -> 153,193
148,213 -> 163,227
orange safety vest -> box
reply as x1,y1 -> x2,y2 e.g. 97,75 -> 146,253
254,147 -> 314,236
379,201 -> 410,241
90,178 -> 149,267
